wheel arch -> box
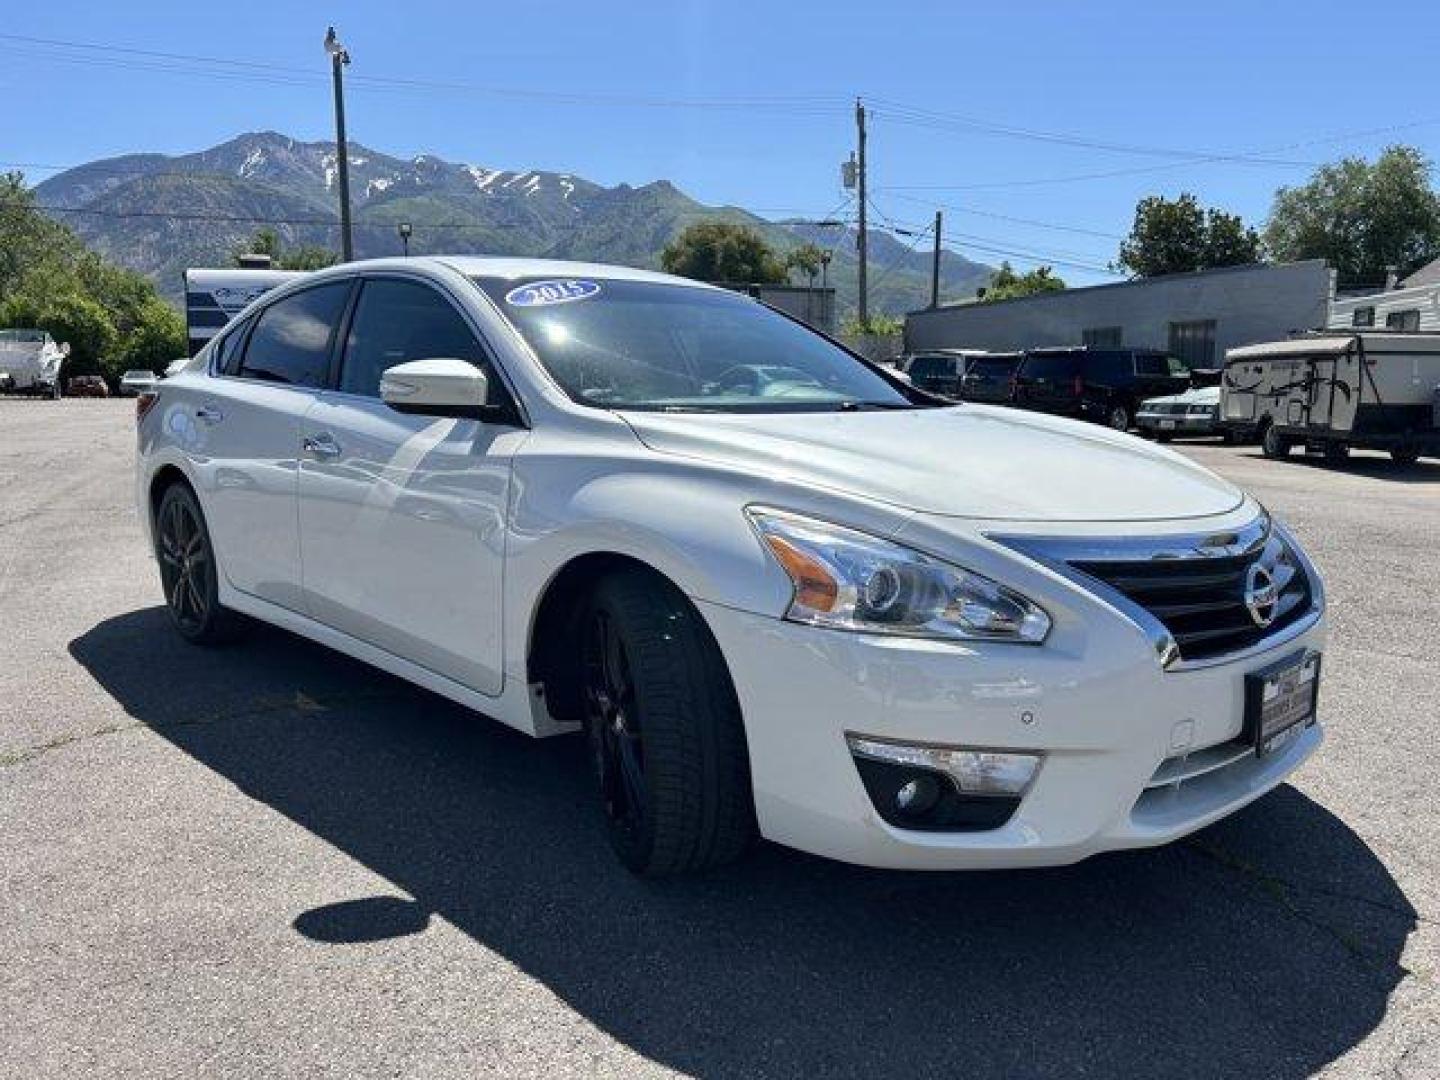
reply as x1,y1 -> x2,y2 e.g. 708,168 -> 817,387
147,463 -> 194,530
525,551 -> 720,729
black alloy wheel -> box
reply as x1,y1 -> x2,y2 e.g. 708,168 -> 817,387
155,484 -> 237,644
578,570 -> 755,876
583,608 -> 647,844
1107,403 -> 1130,431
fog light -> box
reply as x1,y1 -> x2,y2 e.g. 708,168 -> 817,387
846,736 -> 1042,796
895,776 -> 941,817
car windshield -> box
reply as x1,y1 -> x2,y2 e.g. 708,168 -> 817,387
0,329 -> 48,344
471,276 -> 918,412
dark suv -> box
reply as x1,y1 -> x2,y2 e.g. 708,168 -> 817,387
901,351 -> 971,398
957,352 -> 1023,405
1012,347 -> 1191,430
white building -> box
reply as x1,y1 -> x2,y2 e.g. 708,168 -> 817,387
1327,256 -> 1440,331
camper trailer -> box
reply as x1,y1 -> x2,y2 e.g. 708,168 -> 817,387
1220,332 -> 1440,465
183,267 -> 306,357
0,329 -> 69,398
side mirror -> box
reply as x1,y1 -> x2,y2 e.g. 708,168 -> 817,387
380,358 -> 498,420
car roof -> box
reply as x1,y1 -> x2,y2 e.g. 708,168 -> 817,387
304,255 -> 720,291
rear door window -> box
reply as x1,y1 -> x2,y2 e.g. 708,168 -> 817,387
213,320 -> 250,376
238,283 -> 351,388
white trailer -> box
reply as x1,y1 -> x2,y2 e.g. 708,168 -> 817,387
184,267 -> 306,357
0,329 -> 69,399
1220,331 -> 1440,465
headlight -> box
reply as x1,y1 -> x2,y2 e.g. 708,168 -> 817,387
747,509 -> 1050,643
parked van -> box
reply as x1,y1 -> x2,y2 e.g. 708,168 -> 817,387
1220,332 -> 1440,465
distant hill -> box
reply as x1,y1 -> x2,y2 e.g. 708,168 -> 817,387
35,132 -> 992,314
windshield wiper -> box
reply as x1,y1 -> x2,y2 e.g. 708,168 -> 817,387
837,400 -> 913,411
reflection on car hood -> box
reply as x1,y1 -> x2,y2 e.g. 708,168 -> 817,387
1141,386 -> 1220,408
621,404 -> 1244,522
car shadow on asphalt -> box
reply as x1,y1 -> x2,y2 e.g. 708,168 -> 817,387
70,608 -> 1417,1079
1232,451 -> 1440,483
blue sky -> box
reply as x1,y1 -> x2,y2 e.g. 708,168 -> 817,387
5,0 -> 1439,285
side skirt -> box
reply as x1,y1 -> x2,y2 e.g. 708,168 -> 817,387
218,584 -> 574,738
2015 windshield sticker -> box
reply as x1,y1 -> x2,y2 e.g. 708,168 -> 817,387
505,279 -> 602,307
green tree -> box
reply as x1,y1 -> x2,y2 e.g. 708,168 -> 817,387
1116,193 -> 1260,277
841,313 -> 903,337
784,242 -> 826,283
981,262 -> 1066,302
0,282 -> 118,374
1,173 -> 189,382
660,220 -> 788,284
1264,146 -> 1440,286
234,229 -> 339,272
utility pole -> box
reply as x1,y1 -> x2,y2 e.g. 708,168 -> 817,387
855,97 -> 868,330
324,26 -> 354,262
930,209 -> 943,308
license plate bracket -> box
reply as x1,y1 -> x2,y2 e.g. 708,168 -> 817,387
1243,650 -> 1321,757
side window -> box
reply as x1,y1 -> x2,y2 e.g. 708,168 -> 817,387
213,320 -> 250,376
341,278 -> 486,397
238,283 -> 351,388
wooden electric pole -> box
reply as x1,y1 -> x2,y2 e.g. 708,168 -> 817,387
855,98 -> 868,330
930,209 -> 943,308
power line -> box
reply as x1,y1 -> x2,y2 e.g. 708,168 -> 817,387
869,99 -> 1318,167
0,33 -> 848,113
873,114 -> 1440,192
876,191 -> 1126,240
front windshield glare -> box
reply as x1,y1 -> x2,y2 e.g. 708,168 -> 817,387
472,276 -> 916,412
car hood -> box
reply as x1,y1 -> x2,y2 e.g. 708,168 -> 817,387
621,404 -> 1244,522
1143,387 -> 1219,407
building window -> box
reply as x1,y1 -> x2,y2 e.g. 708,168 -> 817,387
1352,306 -> 1375,327
1385,309 -> 1420,331
1082,326 -> 1122,347
1167,319 -> 1217,368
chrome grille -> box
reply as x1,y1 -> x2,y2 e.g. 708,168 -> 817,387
1069,535 -> 1311,661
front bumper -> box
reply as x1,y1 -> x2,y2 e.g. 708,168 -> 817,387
699,599 -> 1325,870
1137,413 -> 1218,435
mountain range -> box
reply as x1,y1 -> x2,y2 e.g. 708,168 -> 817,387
34,132 -> 993,315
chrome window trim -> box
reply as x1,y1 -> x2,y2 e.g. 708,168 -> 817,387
991,514 -> 1324,672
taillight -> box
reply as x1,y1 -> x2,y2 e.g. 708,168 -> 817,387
1072,374 -> 1086,396
136,390 -> 159,424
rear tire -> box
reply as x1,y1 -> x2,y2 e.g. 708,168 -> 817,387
1106,403 -> 1130,432
1154,432 -> 1173,444
1260,422 -> 1291,459
1322,442 -> 1351,465
1392,446 -> 1421,467
154,483 -> 241,645
581,570 -> 755,877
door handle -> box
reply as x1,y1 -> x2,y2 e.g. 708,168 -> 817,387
195,404 -> 224,424
302,433 -> 342,459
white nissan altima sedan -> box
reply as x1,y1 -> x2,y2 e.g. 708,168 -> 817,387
135,257 -> 1326,876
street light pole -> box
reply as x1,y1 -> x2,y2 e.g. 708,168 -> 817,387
324,26 -> 354,263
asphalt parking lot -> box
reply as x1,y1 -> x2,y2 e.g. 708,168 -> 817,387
2,399 -> 1436,1079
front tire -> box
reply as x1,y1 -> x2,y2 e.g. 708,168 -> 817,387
1106,403 -> 1130,432
154,483 -> 239,645
1392,446 -> 1421,466
581,570 -> 754,877
1322,442 -> 1351,465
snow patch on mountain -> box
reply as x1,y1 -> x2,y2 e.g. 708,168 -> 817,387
238,148 -> 266,179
